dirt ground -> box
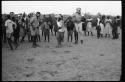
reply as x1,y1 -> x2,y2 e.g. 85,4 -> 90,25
2,29 -> 121,81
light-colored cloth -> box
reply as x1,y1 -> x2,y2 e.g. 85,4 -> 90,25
30,16 -> 39,28
72,13 -> 82,23
100,23 -> 105,35
30,16 -> 40,36
30,26 -> 37,36
75,22 -> 83,32
73,12 -> 83,41
97,18 -> 100,26
5,19 -> 15,34
44,22 -> 50,29
105,19 -> 112,35
86,22 -> 92,32
75,22 -> 84,40
57,20 -> 65,32
57,20 -> 63,27
5,19 -> 17,38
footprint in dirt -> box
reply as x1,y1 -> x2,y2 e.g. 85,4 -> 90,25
23,72 -> 35,78
27,58 -> 35,63
100,53 -> 104,56
64,50 -> 71,54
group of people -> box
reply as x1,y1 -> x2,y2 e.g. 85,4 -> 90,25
2,8 -> 121,50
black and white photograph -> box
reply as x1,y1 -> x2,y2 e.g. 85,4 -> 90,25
2,1 -> 122,81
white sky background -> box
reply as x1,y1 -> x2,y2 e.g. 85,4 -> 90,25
2,1 -> 121,16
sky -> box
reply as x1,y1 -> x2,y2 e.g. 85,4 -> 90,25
2,1 -> 122,16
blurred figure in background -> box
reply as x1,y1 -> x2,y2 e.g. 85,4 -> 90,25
72,7 -> 84,44
116,15 -> 121,39
56,15 -> 65,47
2,14 -> 7,43
66,16 -> 75,42
91,17 -> 98,36
81,16 -> 87,36
12,17 -> 19,49
100,15 -> 106,38
35,12 -> 41,42
96,17 -> 101,39
86,17 -> 93,36
20,17 -> 26,42
5,15 -> 17,50
112,17 -> 118,39
105,16 -> 112,38
30,12 -> 40,48
43,21 -> 50,42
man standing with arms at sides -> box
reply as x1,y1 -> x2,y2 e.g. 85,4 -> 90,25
66,16 -> 75,42
30,12 -> 40,48
72,7 -> 84,44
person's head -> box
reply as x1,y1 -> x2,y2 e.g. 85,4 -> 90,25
59,14 -> 63,20
10,12 -> 14,15
10,12 -> 14,18
102,15 -> 105,19
58,17 -> 62,22
68,16 -> 72,21
36,12 -> 40,17
117,15 -> 120,19
12,17 -> 15,21
22,18 -> 25,22
107,16 -> 110,19
76,7 -> 81,14
7,15 -> 10,19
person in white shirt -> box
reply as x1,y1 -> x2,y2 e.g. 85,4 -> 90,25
100,16 -> 105,38
105,16 -> 112,38
86,17 -> 93,36
5,15 -> 16,50
72,7 -> 84,44
56,15 -> 65,48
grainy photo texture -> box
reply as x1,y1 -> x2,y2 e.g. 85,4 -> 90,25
2,1 -> 122,81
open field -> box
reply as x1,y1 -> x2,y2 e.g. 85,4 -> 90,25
2,30 -> 121,81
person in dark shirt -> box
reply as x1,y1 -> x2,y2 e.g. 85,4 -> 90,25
66,17 -> 74,42
112,17 -> 118,39
2,14 -> 7,43
116,16 -> 121,39
20,18 -> 26,42
12,17 -> 20,49
81,16 -> 87,36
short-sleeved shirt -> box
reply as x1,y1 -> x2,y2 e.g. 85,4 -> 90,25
72,13 -> 82,23
57,20 -> 63,28
57,20 -> 65,32
5,19 -> 15,33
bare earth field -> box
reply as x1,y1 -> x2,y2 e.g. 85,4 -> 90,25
2,30 -> 121,81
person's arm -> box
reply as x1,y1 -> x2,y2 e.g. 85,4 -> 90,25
30,17 -> 34,26
13,21 -> 17,29
5,20 -> 8,30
